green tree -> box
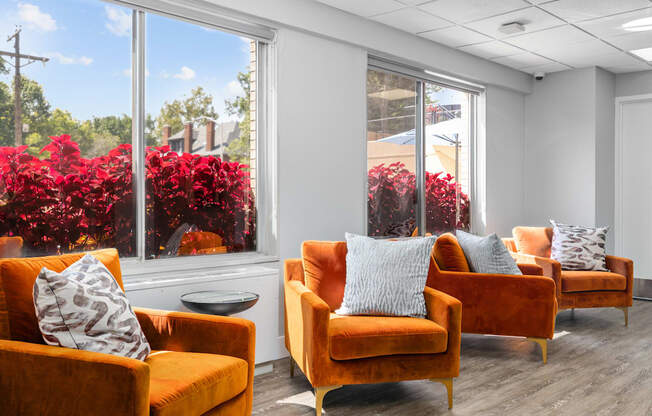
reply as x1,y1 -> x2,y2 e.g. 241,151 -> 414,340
0,76 -> 52,147
154,86 -> 218,139
224,71 -> 250,164
25,108 -> 86,154
0,82 -> 12,143
145,113 -> 158,147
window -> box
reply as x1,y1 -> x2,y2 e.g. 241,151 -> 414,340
0,0 -> 270,262
366,64 -> 477,237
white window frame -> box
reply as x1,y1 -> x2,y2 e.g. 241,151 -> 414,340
99,0 -> 278,280
365,56 -> 484,236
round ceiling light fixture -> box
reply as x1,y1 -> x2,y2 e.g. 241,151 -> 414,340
623,17 -> 652,32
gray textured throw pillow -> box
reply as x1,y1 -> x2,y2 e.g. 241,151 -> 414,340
336,233 -> 437,318
550,220 -> 608,271
33,254 -> 151,360
456,230 -> 522,275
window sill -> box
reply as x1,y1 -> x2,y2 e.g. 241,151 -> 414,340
122,253 -> 280,291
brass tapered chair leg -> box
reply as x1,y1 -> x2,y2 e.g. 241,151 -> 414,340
430,378 -> 453,409
527,337 -> 548,364
617,307 -> 629,326
314,385 -> 341,416
289,358 -> 295,377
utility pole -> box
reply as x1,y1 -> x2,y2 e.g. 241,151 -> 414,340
0,28 -> 49,146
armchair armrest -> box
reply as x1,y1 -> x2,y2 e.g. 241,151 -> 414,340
606,255 -> 634,299
511,252 -> 562,298
0,339 -> 149,416
284,280 -> 331,381
424,287 -> 462,334
518,263 -> 544,275
424,287 -> 462,377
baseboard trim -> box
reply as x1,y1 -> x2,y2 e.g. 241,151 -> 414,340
633,278 -> 652,301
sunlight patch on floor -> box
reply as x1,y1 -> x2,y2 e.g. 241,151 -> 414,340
277,390 -> 320,411
554,330 -> 571,339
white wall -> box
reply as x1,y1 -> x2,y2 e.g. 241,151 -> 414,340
484,86 -> 526,236
523,68 -> 598,227
595,68 -> 615,252
522,67 -> 619,251
277,29 -> 367,260
615,70 -> 652,97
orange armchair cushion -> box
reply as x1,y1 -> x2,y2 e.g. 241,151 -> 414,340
432,233 -> 470,272
0,236 -> 22,258
328,314 -> 447,361
512,226 -> 553,257
301,241 -> 347,311
147,350 -> 248,416
0,249 -> 122,342
178,232 -> 226,256
561,271 -> 626,293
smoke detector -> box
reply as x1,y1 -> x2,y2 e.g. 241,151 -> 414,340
499,22 -> 526,35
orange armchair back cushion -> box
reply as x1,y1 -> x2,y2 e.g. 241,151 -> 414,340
178,231 -> 226,256
432,233 -> 470,272
0,249 -> 122,343
0,237 -> 23,258
513,226 -> 553,257
301,241 -> 347,311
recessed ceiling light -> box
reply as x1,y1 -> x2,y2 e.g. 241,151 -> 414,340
630,47 -> 652,61
623,17 -> 652,32
499,22 -> 525,35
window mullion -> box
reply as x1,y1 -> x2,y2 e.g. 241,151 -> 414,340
415,81 -> 426,236
133,11 -> 146,261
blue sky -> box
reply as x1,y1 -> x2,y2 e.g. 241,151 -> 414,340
0,0 -> 251,122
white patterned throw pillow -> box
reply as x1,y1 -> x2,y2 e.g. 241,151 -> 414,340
335,233 -> 436,318
550,220 -> 609,271
33,254 -> 151,360
456,230 -> 522,275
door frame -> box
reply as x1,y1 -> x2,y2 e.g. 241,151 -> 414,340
614,93 -> 652,257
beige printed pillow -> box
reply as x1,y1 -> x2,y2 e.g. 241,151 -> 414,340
550,220 -> 609,271
33,254 -> 150,360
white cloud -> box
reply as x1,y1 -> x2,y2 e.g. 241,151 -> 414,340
105,5 -> 131,37
238,36 -> 252,53
225,79 -> 244,98
48,52 -> 93,66
174,66 -> 196,81
18,3 -> 57,32
78,56 -> 93,66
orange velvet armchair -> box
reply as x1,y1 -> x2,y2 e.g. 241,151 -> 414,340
504,226 -> 633,326
0,249 -> 255,416
427,234 -> 557,363
284,241 -> 462,416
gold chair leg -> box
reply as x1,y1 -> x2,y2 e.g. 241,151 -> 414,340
430,378 -> 453,409
527,337 -> 547,364
289,358 -> 295,378
617,307 -> 629,327
314,385 -> 341,416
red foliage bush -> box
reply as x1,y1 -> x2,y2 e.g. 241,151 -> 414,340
0,135 -> 255,258
367,162 -> 469,237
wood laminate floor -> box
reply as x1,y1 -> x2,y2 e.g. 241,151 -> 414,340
253,300 -> 652,415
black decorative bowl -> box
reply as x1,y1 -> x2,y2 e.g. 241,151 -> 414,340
180,290 -> 259,316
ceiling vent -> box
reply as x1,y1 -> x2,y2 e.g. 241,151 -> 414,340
499,22 -> 525,35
